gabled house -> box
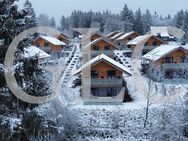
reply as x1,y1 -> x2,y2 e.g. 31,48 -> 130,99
106,31 -> 119,38
33,35 -> 66,58
150,26 -> 177,42
127,35 -> 165,55
142,44 -> 188,81
116,31 -> 139,49
54,33 -> 69,45
84,37 -> 118,58
24,46 -> 51,64
75,54 -> 131,101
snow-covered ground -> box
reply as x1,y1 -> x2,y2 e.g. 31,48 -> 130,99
32,42 -> 188,141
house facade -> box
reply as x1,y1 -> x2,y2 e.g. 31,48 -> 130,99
75,54 -> 131,102
127,35 -> 165,55
143,44 -> 188,81
33,36 -> 66,58
85,37 -> 118,58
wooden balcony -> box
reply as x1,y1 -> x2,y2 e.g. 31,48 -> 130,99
39,46 -> 51,53
91,50 -> 114,57
162,63 -> 188,69
91,78 -> 123,87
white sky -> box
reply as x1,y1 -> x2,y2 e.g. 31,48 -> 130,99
18,0 -> 188,24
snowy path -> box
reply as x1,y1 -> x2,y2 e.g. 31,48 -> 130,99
61,43 -> 80,87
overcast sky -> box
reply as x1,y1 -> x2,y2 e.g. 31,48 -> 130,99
18,0 -> 188,24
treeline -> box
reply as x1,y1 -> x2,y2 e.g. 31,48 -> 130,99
43,4 -> 186,41
58,4 -> 173,34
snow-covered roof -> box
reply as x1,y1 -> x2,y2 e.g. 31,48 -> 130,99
75,54 -> 132,75
84,37 -> 118,49
107,31 -> 119,37
150,26 -> 175,38
24,46 -> 51,59
110,32 -> 124,40
143,44 -> 188,61
39,36 -> 66,46
127,35 -> 153,45
117,31 -> 135,40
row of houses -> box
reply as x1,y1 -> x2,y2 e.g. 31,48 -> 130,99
75,26 -> 188,101
24,26 -> 188,101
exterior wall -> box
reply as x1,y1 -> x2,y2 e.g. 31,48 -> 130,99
91,34 -> 101,41
33,38 -> 62,52
160,49 -> 187,64
91,40 -> 116,51
145,36 -> 163,47
90,61 -> 125,97
91,61 -> 123,79
147,49 -> 188,81
128,36 -> 164,54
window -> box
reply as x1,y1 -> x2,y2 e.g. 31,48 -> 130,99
180,57 -> 185,63
165,71 -> 173,79
91,88 -> 99,96
152,42 -> 158,46
165,57 -> 173,63
107,88 -> 118,96
91,70 -> 99,78
104,46 -> 110,50
44,43 -> 49,47
128,37 -> 132,41
107,70 -> 116,78
93,46 -> 99,50
36,44 -> 40,47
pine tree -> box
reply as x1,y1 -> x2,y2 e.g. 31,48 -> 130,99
49,16 -> 56,28
60,15 -> 66,31
143,9 -> 152,34
37,14 -> 50,26
182,10 -> 188,42
120,4 -> 134,32
133,8 -> 144,34
23,0 -> 37,29
0,0 -> 58,140
175,10 -> 185,29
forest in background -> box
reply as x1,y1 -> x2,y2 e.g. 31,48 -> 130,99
37,4 -> 188,41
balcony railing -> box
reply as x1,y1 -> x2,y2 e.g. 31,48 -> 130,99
142,45 -> 158,50
91,50 -> 114,56
162,63 -> 188,69
91,78 -> 123,87
39,46 -> 51,53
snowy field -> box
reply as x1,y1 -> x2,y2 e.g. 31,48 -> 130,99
34,72 -> 188,140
